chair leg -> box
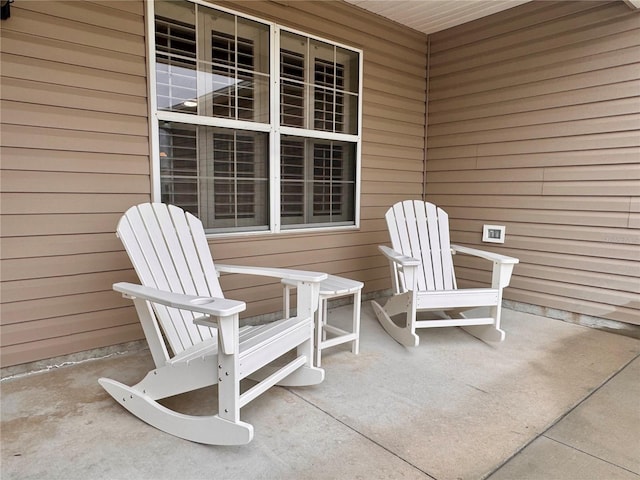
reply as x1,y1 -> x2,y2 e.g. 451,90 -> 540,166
352,290 -> 361,354
315,298 -> 326,367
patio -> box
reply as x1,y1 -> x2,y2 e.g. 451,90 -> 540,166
2,301 -> 639,480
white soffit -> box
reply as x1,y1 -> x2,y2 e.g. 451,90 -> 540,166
344,0 -> 533,35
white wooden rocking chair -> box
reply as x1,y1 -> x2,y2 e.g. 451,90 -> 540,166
371,200 -> 519,347
99,203 -> 326,445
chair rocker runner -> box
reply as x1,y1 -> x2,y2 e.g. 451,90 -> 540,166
372,200 -> 519,347
99,203 -> 326,445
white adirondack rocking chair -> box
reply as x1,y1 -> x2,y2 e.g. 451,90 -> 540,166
99,203 -> 326,445
371,200 -> 519,347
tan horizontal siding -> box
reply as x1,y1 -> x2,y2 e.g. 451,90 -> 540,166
2,271 -> 139,304
1,233 -> 123,259
0,0 -> 148,366
1,322 -> 143,369
1,147 -> 150,174
1,193 -> 151,215
427,1 -> 640,326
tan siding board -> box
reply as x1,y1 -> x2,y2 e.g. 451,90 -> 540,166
364,78 -> 425,102
430,46 -> 640,100
0,147 -> 150,175
1,171 -> 151,194
1,213 -> 124,237
1,306 -> 138,346
428,148 -> 640,171
430,80 -> 640,125
430,195 -> 634,214
510,264 -> 639,294
507,289 -> 639,325
1,193 -> 150,215
363,169 -> 424,184
365,91 -> 426,115
429,97 -> 640,136
2,252 -> 132,282
542,180 -> 640,196
1,78 -> 148,117
8,5 -> 145,55
2,54 -> 148,97
429,65 -> 640,119
2,101 -> 148,136
1,291 -> 132,325
429,131 -> 640,160
509,276 -> 636,311
1,124 -> 150,155
365,103 -> 425,125
0,30 -> 145,77
365,63 -> 425,92
364,115 -> 425,138
362,143 -> 424,162
1,271 -> 138,304
364,156 -> 423,172
1,233 -> 123,259
0,322 -> 143,368
427,168 -> 544,183
363,128 -> 424,149
429,114 -> 640,148
444,206 -> 631,228
544,164 -> 640,181
18,1 -> 144,34
90,0 -> 144,16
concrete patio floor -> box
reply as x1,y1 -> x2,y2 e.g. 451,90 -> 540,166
2,303 -> 639,480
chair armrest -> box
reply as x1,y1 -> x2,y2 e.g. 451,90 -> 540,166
216,264 -> 327,283
113,282 -> 246,317
378,245 -> 421,267
450,245 -> 519,289
451,244 -> 519,265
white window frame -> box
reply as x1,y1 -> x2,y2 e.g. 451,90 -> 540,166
146,0 -> 363,236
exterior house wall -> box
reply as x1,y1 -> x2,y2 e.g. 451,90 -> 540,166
426,1 -> 640,326
0,0 -> 427,367
2,0 -> 637,370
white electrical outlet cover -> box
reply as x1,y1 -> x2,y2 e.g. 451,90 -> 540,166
482,225 -> 506,243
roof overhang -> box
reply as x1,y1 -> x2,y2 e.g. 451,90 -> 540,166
343,0 -> 533,35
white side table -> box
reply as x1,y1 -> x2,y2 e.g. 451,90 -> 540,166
282,275 -> 363,367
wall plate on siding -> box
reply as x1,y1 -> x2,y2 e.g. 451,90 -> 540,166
482,224 -> 506,243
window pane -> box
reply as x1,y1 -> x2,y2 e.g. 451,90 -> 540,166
280,33 -> 359,134
197,7 -> 270,122
155,1 -> 270,122
281,136 -> 355,227
155,1 -> 197,114
160,122 -> 269,232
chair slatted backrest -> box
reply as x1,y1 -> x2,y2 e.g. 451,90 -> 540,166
117,203 -> 224,355
386,200 -> 457,292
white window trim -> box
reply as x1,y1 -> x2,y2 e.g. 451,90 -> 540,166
146,0 -> 363,236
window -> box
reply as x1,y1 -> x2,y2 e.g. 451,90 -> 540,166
151,0 -> 361,234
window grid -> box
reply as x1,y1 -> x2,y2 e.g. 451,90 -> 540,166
212,133 -> 258,220
314,59 -> 345,133
159,125 -> 199,215
211,31 -> 256,120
